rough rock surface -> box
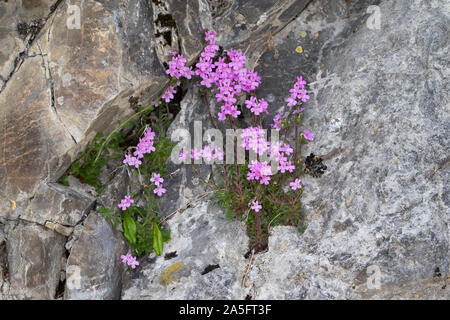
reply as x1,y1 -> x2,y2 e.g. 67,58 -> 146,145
64,168 -> 129,300
5,221 -> 66,299
0,0 -> 58,90
166,0 -> 312,65
122,201 -> 248,299
0,224 -> 5,299
20,182 -> 95,236
248,0 -> 450,299
0,0 -> 167,222
124,0 -> 449,300
64,211 -> 127,300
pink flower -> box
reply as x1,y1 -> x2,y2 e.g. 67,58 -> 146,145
190,149 -> 202,161
162,86 -> 176,103
247,160 -> 273,185
179,151 -> 187,161
128,256 -> 140,269
271,113 -> 283,131
303,129 -> 314,141
121,253 -> 132,264
123,154 -> 142,168
150,173 -> 164,186
289,178 -> 302,190
251,200 -> 262,212
286,76 -> 310,108
154,184 -> 167,197
118,195 -> 134,211
121,253 -> 139,269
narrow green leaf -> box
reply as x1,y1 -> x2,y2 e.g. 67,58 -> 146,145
153,222 -> 163,256
123,213 -> 137,245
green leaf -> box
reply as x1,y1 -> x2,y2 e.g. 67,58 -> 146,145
123,213 -> 137,245
153,221 -> 163,256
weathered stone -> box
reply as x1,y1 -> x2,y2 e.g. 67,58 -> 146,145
166,0 -> 312,65
20,182 -> 96,236
0,0 -> 58,87
6,221 -> 66,299
152,0 -> 180,65
64,211 -> 127,300
121,201 -> 249,299
161,85 -> 218,216
0,0 -> 167,223
246,0 -> 450,299
64,166 -> 130,300
0,224 -> 6,300
97,166 -> 129,210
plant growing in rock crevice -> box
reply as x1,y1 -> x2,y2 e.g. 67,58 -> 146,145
86,29 -> 327,265
113,30 -> 326,260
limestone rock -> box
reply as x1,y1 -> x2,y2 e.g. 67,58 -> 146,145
6,221 -> 66,299
121,201 -> 249,299
166,0 -> 312,65
248,0 -> 450,299
64,167 -> 129,300
20,182 -> 96,236
64,211 -> 127,300
0,0 -> 167,222
0,0 -> 58,88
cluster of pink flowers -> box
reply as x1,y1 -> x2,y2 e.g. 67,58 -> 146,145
150,172 -> 166,197
123,128 -> 156,169
120,253 -> 140,269
195,31 -> 262,120
244,96 -> 269,116
271,113 -> 283,131
118,195 -> 134,211
166,53 -> 194,79
241,126 -> 270,156
188,144 -> 224,163
269,142 -> 295,174
286,76 -> 310,109
247,160 -> 273,185
162,85 -> 176,103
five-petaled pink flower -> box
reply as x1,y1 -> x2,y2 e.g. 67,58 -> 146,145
289,178 -> 302,190
150,173 -> 164,186
251,200 -> 262,213
154,184 -> 167,197
303,129 -> 314,141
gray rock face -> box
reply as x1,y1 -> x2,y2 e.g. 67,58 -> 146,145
6,221 -> 66,299
65,211 -> 127,300
64,168 -> 129,300
122,201 -> 249,299
0,224 -> 5,299
0,0 -> 58,89
20,183 -> 96,236
0,0 -> 167,223
166,0 -> 312,64
247,0 -> 449,299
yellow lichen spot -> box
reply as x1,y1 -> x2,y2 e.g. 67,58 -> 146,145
160,262 -> 184,285
314,32 -> 319,37
300,31 -> 307,38
10,200 -> 16,212
295,46 -> 303,53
